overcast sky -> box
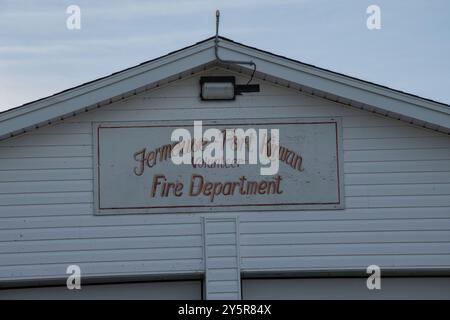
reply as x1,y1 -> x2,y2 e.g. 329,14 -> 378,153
0,0 -> 449,111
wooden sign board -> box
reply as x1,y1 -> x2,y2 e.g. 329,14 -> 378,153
93,118 -> 344,214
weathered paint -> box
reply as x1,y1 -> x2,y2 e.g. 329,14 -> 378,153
93,119 -> 343,214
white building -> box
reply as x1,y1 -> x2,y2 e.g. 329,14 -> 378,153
0,37 -> 449,299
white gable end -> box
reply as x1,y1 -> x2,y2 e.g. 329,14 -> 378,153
1,32 -> 450,298
1,67 -> 449,293
0,37 -> 449,142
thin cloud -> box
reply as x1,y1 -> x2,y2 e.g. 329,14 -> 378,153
0,0 -> 305,21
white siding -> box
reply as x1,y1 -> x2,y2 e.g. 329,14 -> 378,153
203,217 -> 241,300
0,67 -> 449,284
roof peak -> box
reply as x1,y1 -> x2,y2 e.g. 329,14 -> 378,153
0,36 -> 449,140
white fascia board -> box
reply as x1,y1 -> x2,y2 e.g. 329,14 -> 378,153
0,40 -> 217,138
218,40 -> 450,130
1,37 -> 449,139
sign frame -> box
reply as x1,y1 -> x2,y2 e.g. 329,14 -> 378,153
93,118 -> 345,215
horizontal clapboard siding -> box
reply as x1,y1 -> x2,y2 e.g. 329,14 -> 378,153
203,217 -> 241,299
0,67 -> 449,282
0,260 -> 203,281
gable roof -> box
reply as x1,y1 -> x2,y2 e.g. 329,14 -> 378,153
1,36 -> 449,140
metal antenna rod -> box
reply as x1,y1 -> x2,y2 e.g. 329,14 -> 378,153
215,10 -> 220,43
214,10 -> 256,84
